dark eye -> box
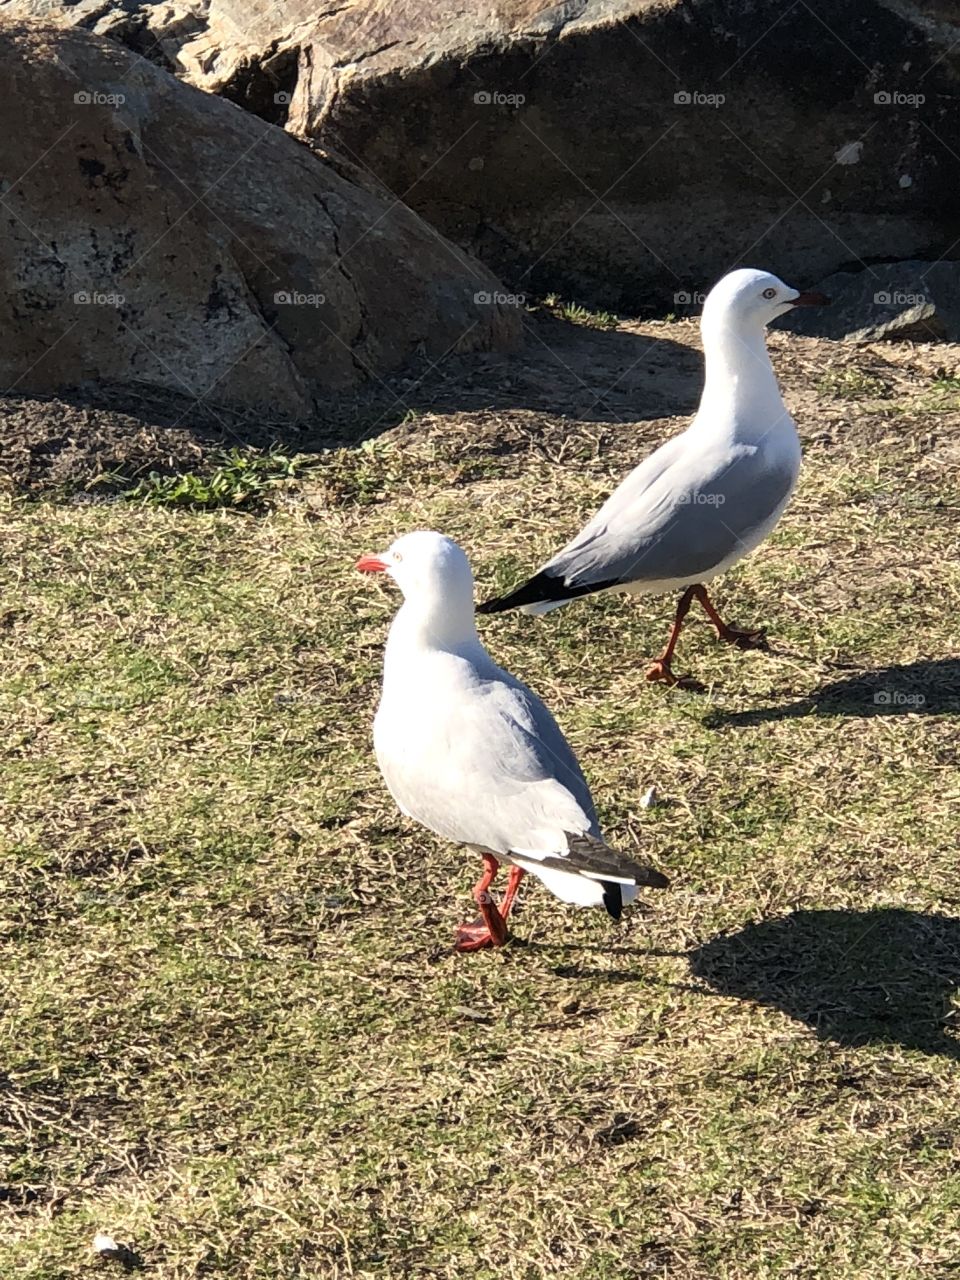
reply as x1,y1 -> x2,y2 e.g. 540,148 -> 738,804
762,287 -> 777,299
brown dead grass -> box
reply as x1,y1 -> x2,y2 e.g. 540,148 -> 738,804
1,318 -> 959,1278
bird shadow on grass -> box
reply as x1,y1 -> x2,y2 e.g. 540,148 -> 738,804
706,658 -> 960,728
689,908 -> 960,1059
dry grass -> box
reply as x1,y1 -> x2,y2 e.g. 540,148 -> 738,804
2,321 -> 960,1278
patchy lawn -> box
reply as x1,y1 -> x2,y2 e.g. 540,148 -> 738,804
2,320 -> 959,1278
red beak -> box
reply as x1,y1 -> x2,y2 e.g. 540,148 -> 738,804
791,290 -> 830,307
356,554 -> 388,574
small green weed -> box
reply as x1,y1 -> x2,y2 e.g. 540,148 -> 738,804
818,368 -> 890,400
313,438 -> 407,506
544,295 -> 619,330
124,447 -> 306,510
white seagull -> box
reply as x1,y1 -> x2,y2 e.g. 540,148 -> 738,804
478,268 -> 828,687
358,530 -> 669,952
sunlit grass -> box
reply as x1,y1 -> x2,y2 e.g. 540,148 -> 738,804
1,344 -> 959,1278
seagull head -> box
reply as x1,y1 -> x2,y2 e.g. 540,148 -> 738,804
357,530 -> 476,627
701,268 -> 829,332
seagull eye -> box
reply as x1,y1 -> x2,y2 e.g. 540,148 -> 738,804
762,287 -> 777,299
393,552 -> 402,562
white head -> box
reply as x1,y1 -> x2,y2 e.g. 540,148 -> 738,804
357,530 -> 477,648
701,268 -> 828,334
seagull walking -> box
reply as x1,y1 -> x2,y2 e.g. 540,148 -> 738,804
478,268 -> 828,688
358,531 -> 669,952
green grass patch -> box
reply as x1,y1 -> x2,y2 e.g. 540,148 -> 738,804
1,363 -> 959,1278
543,294 -> 620,330
123,446 -> 309,510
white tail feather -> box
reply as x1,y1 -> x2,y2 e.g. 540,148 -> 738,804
520,598 -> 569,616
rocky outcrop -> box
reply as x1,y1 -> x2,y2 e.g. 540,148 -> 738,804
6,0 -> 960,311
0,21 -> 518,417
780,262 -> 960,342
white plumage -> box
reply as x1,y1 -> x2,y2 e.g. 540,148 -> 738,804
358,531 -> 668,949
479,268 -> 828,685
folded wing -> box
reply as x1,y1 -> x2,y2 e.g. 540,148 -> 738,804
376,662 -> 598,855
375,659 -> 667,907
481,436 -> 796,611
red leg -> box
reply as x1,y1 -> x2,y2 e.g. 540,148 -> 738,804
693,585 -> 767,650
454,853 -> 509,953
645,586 -> 704,690
499,866 -> 525,919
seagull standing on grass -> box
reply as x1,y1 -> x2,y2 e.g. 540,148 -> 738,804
478,268 -> 828,688
357,531 -> 669,952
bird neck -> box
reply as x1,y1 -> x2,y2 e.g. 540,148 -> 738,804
384,593 -> 481,674
698,319 -> 787,434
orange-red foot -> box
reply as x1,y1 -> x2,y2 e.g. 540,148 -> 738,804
454,918 -> 508,953
454,920 -> 497,952
716,624 -> 768,651
644,659 -> 705,692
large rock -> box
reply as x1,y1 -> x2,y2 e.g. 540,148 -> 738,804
6,0 -> 960,311
0,21 -> 519,417
780,261 -> 960,343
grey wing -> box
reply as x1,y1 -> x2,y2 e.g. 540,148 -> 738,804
377,669 -> 599,855
545,441 -> 797,590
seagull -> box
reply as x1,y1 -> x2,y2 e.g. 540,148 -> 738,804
478,268 -> 828,688
357,530 -> 669,952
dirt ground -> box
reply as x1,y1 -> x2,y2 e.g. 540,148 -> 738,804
4,310 -> 958,492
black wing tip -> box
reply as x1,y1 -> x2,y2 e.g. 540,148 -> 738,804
601,881 -> 623,921
477,571 -> 568,615
478,571 -> 622,615
605,869 -> 670,912
563,832 -> 671,895
475,595 -> 509,615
